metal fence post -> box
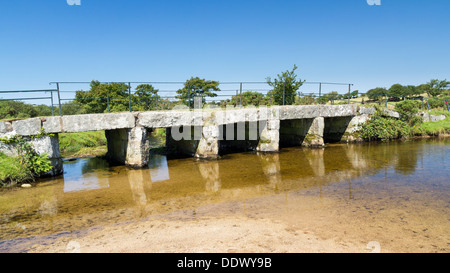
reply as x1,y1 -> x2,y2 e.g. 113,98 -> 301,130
240,82 -> 243,106
318,83 -> 322,105
348,84 -> 351,104
128,82 -> 132,112
283,82 -> 285,105
56,82 -> 62,116
50,90 -> 54,116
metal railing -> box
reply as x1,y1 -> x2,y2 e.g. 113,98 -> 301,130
1,81 -> 449,117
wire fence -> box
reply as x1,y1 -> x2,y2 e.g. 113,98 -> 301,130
1,81 -> 449,117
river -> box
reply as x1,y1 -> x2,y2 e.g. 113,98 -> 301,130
0,138 -> 449,252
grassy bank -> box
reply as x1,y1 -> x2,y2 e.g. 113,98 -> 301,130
59,131 -> 108,158
419,111 -> 450,135
0,152 -> 33,186
58,128 -> 167,158
359,101 -> 450,141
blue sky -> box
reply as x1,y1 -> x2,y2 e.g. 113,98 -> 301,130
1,0 -> 449,98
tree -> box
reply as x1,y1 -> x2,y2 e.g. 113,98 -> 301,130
133,84 -> 160,111
74,81 -> 129,113
176,77 -> 220,106
404,85 -> 422,97
388,84 -> 405,99
424,79 -> 450,97
322,91 -> 341,103
266,65 -> 305,105
222,91 -> 270,107
366,87 -> 388,100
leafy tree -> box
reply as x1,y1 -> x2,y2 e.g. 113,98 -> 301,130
0,101 -> 37,120
74,81 -> 129,113
366,87 -> 388,100
133,84 -> 160,111
424,79 -> 450,97
346,90 -> 359,99
221,91 -> 270,107
321,91 -> 341,103
296,94 -> 317,105
388,84 -> 405,99
176,77 -> 220,106
266,65 -> 305,105
60,101 -> 88,116
404,85 -> 422,97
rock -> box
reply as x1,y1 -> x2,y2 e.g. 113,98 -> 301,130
21,184 -> 32,188
12,118 -> 41,136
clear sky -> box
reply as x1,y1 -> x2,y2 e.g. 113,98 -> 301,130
1,0 -> 449,96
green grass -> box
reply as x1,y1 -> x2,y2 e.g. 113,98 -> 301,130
59,131 -> 107,158
420,115 -> 450,135
0,152 -> 33,186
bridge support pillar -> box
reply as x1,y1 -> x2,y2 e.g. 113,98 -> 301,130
105,126 -> 150,168
257,119 -> 280,152
302,117 -> 324,147
195,125 -> 220,159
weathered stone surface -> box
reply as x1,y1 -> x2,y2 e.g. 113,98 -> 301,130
279,105 -> 319,120
430,114 -> 446,122
346,114 -> 370,134
0,142 -> 17,157
359,107 -> 376,115
302,117 -> 324,147
105,127 -> 150,168
421,112 -> 447,122
30,135 -> 61,159
30,135 -> 63,176
319,105 -> 357,117
42,116 -> 62,133
12,118 -> 41,136
62,112 -> 135,133
0,121 -> 8,134
380,108 -> 400,118
125,127 -> 151,167
138,111 -> 199,128
195,126 -> 220,159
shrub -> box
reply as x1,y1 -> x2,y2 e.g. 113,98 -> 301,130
394,100 -> 422,126
0,136 -> 53,186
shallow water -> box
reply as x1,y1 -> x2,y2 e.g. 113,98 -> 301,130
0,138 -> 449,252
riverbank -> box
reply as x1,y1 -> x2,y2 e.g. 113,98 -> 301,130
26,215 -> 368,253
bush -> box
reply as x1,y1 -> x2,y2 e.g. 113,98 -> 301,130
296,95 -> 317,105
360,115 -> 412,141
426,98 -> 446,110
0,136 -> 53,186
394,100 -> 422,126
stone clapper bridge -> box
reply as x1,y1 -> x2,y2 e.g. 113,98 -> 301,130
0,104 -> 391,176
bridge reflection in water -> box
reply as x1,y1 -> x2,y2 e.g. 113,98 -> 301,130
0,138 -> 449,252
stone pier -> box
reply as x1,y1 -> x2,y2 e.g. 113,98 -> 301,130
105,126 -> 151,167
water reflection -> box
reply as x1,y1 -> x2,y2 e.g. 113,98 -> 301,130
0,138 -> 449,251
149,155 -> 170,182
63,158 -> 111,192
